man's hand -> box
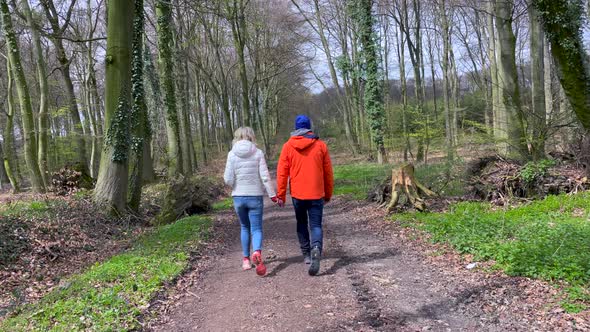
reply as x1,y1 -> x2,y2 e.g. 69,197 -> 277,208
271,196 -> 285,207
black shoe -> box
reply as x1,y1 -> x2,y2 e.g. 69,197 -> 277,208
308,246 -> 321,276
304,254 -> 311,264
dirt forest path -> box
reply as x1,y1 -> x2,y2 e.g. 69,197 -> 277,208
149,197 -> 567,332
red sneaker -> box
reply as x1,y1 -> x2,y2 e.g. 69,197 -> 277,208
251,250 -> 266,276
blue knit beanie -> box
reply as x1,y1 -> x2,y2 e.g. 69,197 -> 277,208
295,115 -> 311,130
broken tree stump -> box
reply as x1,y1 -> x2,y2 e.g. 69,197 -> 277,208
384,163 -> 436,213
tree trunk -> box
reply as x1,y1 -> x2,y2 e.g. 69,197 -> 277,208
0,0 -> 45,192
440,0 -> 455,163
176,67 -> 192,174
156,0 -> 183,177
450,47 -> 459,146
396,23 -> 411,161
142,45 -> 159,182
352,0 -> 386,163
173,7 -> 195,174
529,5 -> 546,160
21,0 -> 49,187
426,28 -> 438,123
333,0 -> 360,154
0,142 -> 9,189
87,87 -> 101,178
94,0 -> 134,212
198,14 -> 234,147
184,61 -> 196,171
195,72 -> 207,164
351,35 -> 367,149
62,61 -> 89,171
203,85 -> 213,151
90,72 -> 104,137
532,0 -> 590,131
3,57 -> 20,192
182,62 -> 195,172
141,137 -> 155,182
229,0 -> 251,126
474,11 -> 493,134
495,0 -> 529,159
220,87 -> 233,146
558,84 -> 573,144
128,0 -> 149,211
40,0 -> 89,173
85,0 -> 102,179
402,0 -> 426,161
544,38 -> 554,123
488,1 -> 500,142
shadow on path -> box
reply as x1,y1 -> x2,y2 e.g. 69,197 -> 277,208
265,248 -> 399,278
322,248 -> 399,276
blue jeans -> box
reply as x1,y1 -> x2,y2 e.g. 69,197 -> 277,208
233,196 -> 264,257
292,198 -> 324,255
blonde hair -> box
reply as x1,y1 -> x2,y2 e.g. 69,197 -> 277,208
233,126 -> 256,144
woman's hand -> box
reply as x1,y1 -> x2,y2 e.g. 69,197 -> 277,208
271,196 -> 285,207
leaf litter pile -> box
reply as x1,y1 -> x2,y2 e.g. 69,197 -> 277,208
0,192 -> 145,318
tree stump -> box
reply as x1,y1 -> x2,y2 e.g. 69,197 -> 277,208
384,163 -> 436,213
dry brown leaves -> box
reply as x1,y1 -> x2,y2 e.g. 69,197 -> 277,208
0,193 -> 146,318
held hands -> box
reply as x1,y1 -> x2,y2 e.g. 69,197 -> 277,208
271,196 -> 285,207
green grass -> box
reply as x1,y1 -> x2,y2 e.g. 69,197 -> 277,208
0,200 -> 52,218
72,189 -> 92,200
333,162 -> 465,199
212,197 -> 233,211
333,163 -> 392,199
1,215 -> 212,331
395,192 -> 590,312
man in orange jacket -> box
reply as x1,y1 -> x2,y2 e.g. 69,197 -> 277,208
276,115 -> 334,276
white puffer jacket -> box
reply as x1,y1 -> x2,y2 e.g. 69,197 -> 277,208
223,140 -> 276,198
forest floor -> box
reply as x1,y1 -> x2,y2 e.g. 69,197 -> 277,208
147,195 -> 588,331
0,191 -> 145,317
2,157 -> 588,331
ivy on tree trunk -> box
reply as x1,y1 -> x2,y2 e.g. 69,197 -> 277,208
94,0 -> 135,213
349,0 -> 387,163
533,0 -> 590,130
156,0 -> 183,177
129,0 -> 149,212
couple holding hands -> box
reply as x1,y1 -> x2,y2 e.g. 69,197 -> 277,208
224,115 -> 334,277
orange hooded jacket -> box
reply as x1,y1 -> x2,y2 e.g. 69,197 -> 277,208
276,133 -> 334,202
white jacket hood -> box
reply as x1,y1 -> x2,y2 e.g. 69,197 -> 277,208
232,140 -> 257,158
223,140 -> 276,198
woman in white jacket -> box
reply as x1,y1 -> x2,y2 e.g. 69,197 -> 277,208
223,127 -> 282,276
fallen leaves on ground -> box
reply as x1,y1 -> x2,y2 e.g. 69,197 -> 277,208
0,192 -> 146,318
